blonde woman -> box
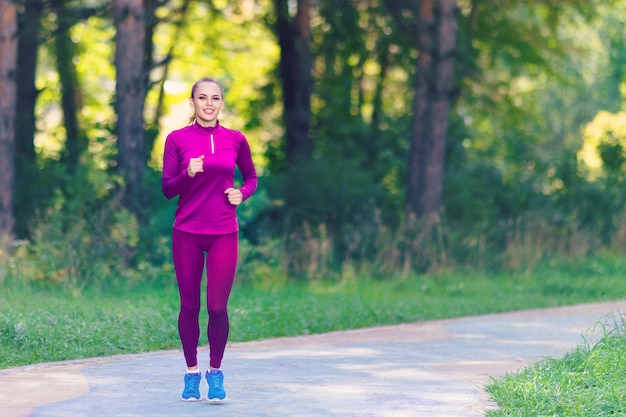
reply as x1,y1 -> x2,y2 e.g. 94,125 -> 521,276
162,77 -> 258,402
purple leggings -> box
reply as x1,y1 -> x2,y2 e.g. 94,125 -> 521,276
172,228 -> 238,369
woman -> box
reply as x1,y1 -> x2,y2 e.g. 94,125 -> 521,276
161,77 -> 258,402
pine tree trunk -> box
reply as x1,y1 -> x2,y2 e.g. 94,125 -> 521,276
0,0 -> 18,249
274,0 -> 314,165
53,0 -> 86,174
407,0 -> 458,221
14,0 -> 43,239
113,0 -> 148,222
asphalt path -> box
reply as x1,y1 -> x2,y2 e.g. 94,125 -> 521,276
1,300 -> 625,417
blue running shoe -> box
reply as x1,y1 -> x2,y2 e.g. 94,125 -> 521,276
181,372 -> 202,401
206,369 -> 227,402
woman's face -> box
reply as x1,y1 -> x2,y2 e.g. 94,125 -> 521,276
189,81 -> 224,127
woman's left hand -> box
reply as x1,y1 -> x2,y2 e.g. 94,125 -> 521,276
224,188 -> 243,205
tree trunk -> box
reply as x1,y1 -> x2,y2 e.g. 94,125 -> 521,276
142,0 -> 158,154
406,0 -> 458,221
53,0 -> 86,174
0,0 -> 18,249
113,0 -> 148,222
274,0 -> 314,165
14,0 -> 43,239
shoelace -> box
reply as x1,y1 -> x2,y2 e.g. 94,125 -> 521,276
208,373 -> 223,389
184,374 -> 201,389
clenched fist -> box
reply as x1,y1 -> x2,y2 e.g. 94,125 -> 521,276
187,155 -> 205,177
224,188 -> 243,206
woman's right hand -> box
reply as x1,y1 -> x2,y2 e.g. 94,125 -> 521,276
187,155 -> 205,177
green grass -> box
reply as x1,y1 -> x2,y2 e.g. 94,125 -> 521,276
1,256 -> 626,371
486,316 -> 626,416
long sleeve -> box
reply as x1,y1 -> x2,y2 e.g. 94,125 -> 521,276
161,131 -> 193,200
237,137 -> 258,202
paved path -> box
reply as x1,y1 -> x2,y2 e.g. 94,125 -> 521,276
1,300 -> 625,417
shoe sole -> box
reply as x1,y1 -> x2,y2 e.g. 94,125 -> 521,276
181,396 -> 202,401
207,396 -> 227,403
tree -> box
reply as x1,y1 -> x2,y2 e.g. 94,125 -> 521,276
406,0 -> 458,222
52,0 -> 87,174
273,0 -> 314,167
0,0 -> 18,249
14,0 -> 43,239
113,0 -> 149,222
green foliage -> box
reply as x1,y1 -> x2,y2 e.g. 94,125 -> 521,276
254,0 -> 626,279
486,317 -> 626,417
156,0 -> 280,148
580,111 -> 626,176
11,0 -> 626,282
4,164 -> 175,291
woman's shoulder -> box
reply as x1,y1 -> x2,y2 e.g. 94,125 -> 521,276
164,125 -> 195,147
167,124 -> 194,140
219,125 -> 246,141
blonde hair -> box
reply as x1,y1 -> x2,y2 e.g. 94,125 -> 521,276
188,77 -> 225,125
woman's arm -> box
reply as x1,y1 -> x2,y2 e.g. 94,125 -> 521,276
161,135 -> 193,200
236,137 -> 258,202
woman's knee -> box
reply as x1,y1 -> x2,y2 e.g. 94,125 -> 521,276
180,300 -> 201,316
208,305 -> 228,320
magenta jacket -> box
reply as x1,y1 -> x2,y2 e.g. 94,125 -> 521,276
161,121 -> 258,235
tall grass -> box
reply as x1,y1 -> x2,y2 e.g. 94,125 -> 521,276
486,316 -> 626,416
242,208 -> 626,281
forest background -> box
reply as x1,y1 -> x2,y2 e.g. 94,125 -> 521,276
2,0 -> 626,289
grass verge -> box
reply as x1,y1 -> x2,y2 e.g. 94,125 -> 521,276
485,316 -> 626,416
1,256 -> 626,370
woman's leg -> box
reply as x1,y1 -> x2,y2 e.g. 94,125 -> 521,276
205,232 -> 238,369
172,228 -> 205,368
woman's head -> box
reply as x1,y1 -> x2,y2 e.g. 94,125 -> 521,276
188,77 -> 225,127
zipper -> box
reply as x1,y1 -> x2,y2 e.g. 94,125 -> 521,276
210,133 -> 215,154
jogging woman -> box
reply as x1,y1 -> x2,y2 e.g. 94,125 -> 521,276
161,77 -> 258,402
